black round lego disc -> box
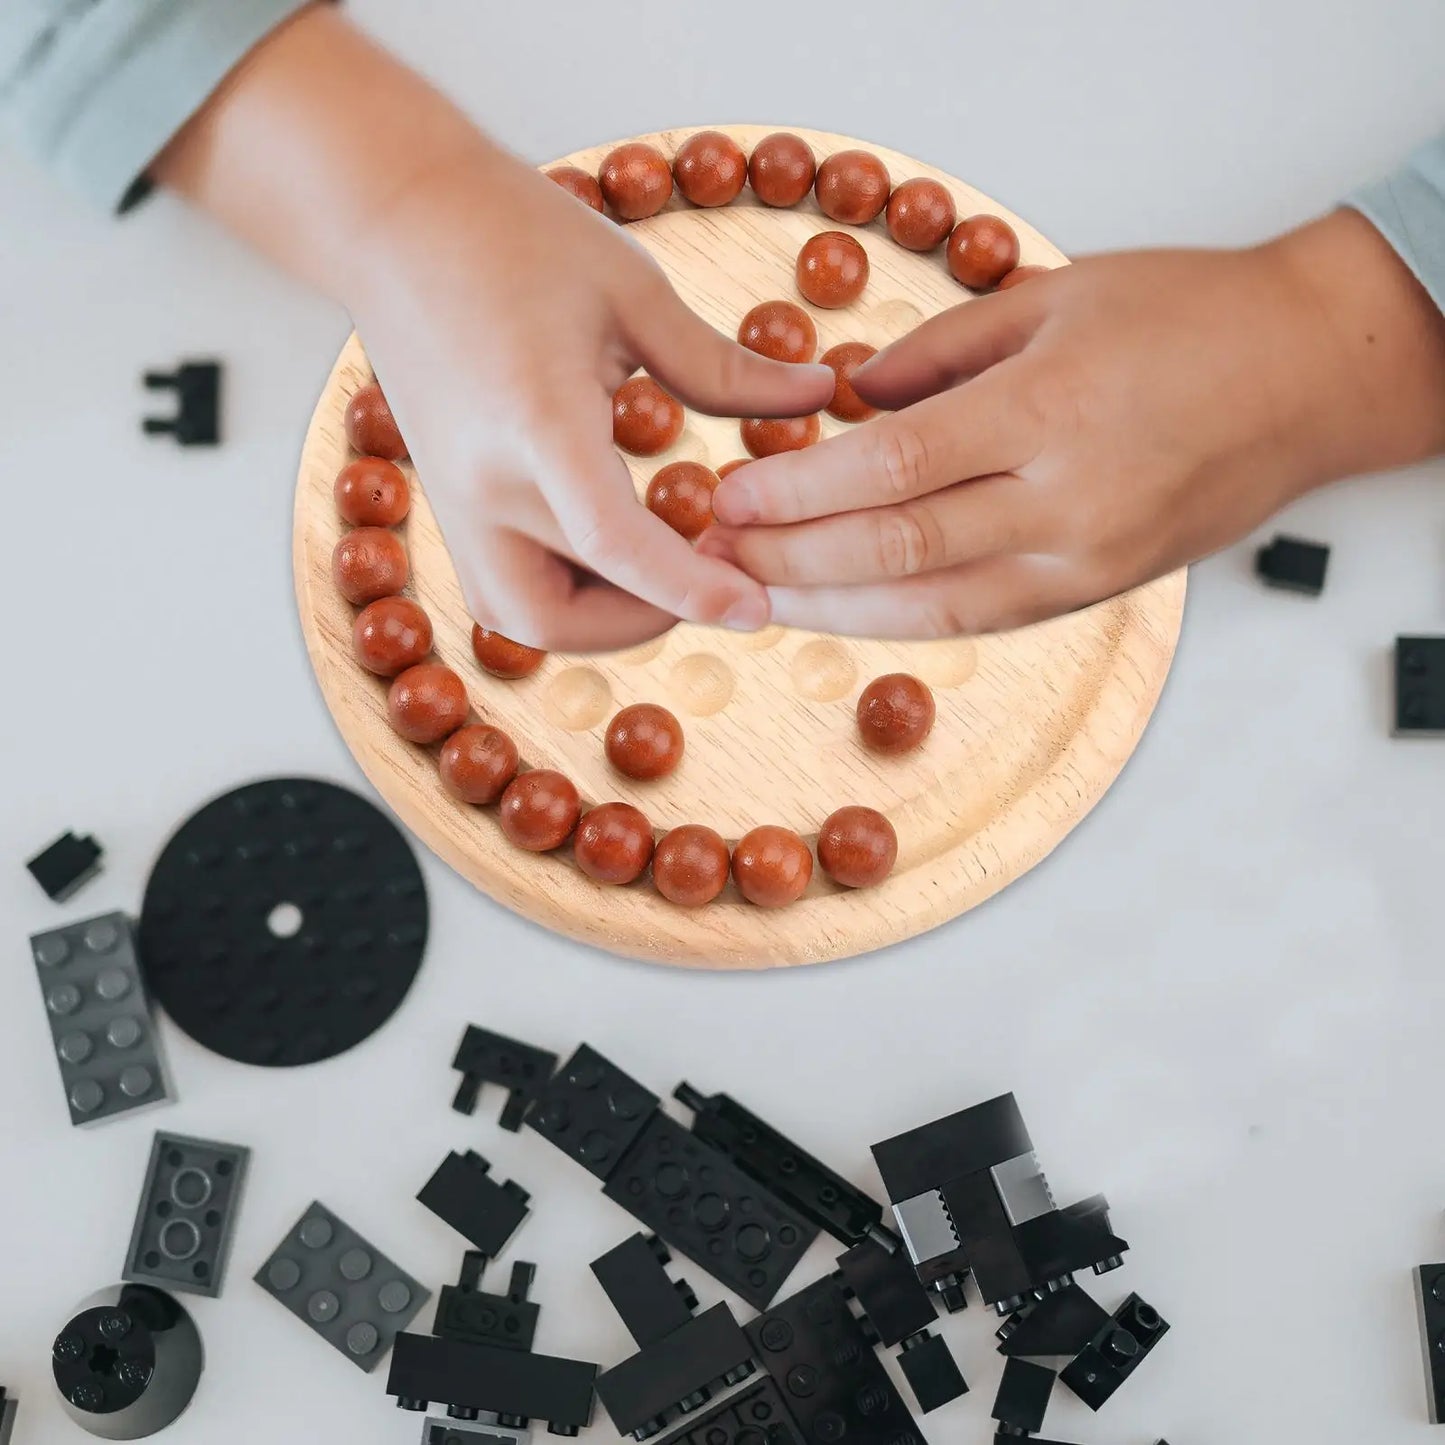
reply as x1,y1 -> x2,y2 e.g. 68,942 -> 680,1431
139,778 -> 427,1067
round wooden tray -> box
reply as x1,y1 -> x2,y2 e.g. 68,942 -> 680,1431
294,125 -> 1186,970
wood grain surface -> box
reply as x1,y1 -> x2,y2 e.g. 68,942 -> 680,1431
293,125 -> 1186,969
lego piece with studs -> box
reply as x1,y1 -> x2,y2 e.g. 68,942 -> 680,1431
1059,1293 -> 1170,1410
420,1419 -> 525,1445
433,1253 -> 539,1352
992,1357 -> 1055,1435
650,1377 -> 805,1445
673,1081 -> 887,1246
1255,534 -> 1329,595
30,912 -> 174,1127
891,1187 -> 972,1302
26,831 -> 103,902
142,361 -> 221,445
939,1170 -> 1034,1311
871,1093 -> 1033,1204
525,1043 -> 660,1181
1395,637 -> 1445,736
591,1233 -> 697,1348
386,1332 -> 597,1435
835,1236 -> 938,1346
123,1131 -> 250,1298
897,1330 -> 969,1413
1414,1263 -> 1445,1422
417,1151 -> 529,1257
998,1282 -> 1112,1358
596,1302 -> 755,1440
1013,1196 -> 1128,1288
254,1201 -> 429,1371
451,1024 -> 557,1130
602,1110 -> 818,1311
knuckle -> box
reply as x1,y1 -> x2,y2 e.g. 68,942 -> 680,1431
874,509 -> 935,579
872,425 -> 933,500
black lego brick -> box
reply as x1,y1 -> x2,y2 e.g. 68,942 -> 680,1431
1255,534 -> 1329,595
746,1275 -> 923,1445
591,1233 -> 697,1348
596,1302 -> 754,1439
992,1357 -> 1054,1435
835,1237 -> 938,1346
674,1081 -> 885,1246
421,1419 -> 525,1445
26,831 -> 103,902
1059,1293 -> 1169,1411
142,361 -> 221,445
602,1111 -> 817,1311
1395,637 -> 1445,736
386,1332 -> 597,1434
0,1387 -> 15,1445
525,1043 -> 660,1181
1415,1263 -> 1445,1423
652,1377 -> 804,1445
871,1093 -> 1033,1203
433,1254 -> 538,1352
898,1331 -> 968,1413
938,1171 -> 1034,1308
998,1282 -> 1112,1358
1013,1196 -> 1128,1288
451,1024 -> 557,1130
416,1150 -> 529,1256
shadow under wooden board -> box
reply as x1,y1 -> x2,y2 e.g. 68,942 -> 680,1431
293,125 -> 1186,970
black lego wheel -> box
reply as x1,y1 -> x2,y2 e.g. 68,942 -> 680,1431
139,778 -> 428,1067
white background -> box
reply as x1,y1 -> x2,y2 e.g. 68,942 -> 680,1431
3,1 -> 1445,1441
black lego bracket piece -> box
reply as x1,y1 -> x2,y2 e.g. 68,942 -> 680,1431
898,1330 -> 969,1413
1414,1263 -> 1445,1422
940,1170 -> 1035,1312
1395,637 -> 1445,736
595,1302 -> 755,1440
872,1093 -> 1033,1205
992,1356 -> 1055,1436
998,1281 -> 1112,1358
835,1236 -> 937,1346
386,1332 -> 597,1435
1059,1293 -> 1169,1410
525,1043 -> 660,1180
1012,1195 -> 1128,1290
143,361 -> 221,446
26,832 -> 103,902
433,1253 -> 538,1352
673,1080 -> 887,1246
650,1377 -> 804,1445
591,1233 -> 697,1348
451,1024 -> 557,1130
1254,534 -> 1329,595
416,1151 -> 529,1257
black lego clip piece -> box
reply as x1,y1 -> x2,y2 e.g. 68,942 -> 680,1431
998,1281 -> 1112,1357
1013,1194 -> 1128,1291
1255,534 -> 1329,595
142,361 -> 221,446
591,1233 -> 697,1349
451,1024 -> 557,1130
1059,1293 -> 1169,1410
26,831 -> 103,902
417,1151 -> 529,1257
898,1330 -> 968,1413
434,1252 -> 539,1352
1395,637 -> 1445,736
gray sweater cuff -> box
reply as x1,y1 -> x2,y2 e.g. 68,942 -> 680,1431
1346,131 -> 1445,316
2,0 -> 315,213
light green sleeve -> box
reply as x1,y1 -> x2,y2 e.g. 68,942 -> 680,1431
1348,130 -> 1445,315
0,0 -> 315,212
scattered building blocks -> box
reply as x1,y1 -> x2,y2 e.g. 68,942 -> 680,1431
651,1377 -> 804,1445
142,361 -> 221,446
835,1236 -> 938,1346
1415,1263 -> 1445,1422
433,1254 -> 539,1352
898,1330 -> 969,1413
254,1201 -> 429,1371
1395,637 -> 1445,736
420,1419 -> 526,1445
1060,1293 -> 1170,1410
525,1043 -> 660,1180
26,831 -> 103,902
451,1024 -> 557,1129
386,1332 -> 597,1435
591,1233 -> 697,1348
417,1150 -> 529,1257
596,1302 -> 754,1440
998,1282 -> 1113,1358
1255,534 -> 1329,595
123,1131 -> 249,1298
992,1357 -> 1055,1435
30,912 -> 174,1127
674,1080 -> 887,1246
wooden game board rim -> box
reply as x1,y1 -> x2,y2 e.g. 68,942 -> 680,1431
293,124 -> 1187,970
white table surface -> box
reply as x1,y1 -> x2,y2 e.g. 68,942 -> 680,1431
3,1 -> 1445,1441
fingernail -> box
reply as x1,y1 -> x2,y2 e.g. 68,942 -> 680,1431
722,592 -> 769,632
713,482 -> 757,525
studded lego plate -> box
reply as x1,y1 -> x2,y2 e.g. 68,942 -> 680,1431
293,125 -> 1186,968
138,778 -> 427,1067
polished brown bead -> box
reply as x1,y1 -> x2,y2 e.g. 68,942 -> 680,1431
732,825 -> 814,907
740,414 -> 821,458
499,769 -> 581,852
885,178 -> 957,252
332,527 -> 408,605
574,802 -> 655,885
997,263 -> 1051,290
652,825 -> 730,907
599,143 -> 673,220
605,703 -> 685,781
344,381 -> 407,460
471,625 -> 546,679
814,150 -> 891,226
613,376 -> 686,455
817,805 -> 898,888
856,673 -> 936,754
796,231 -> 870,309
386,662 -> 469,744
439,724 -> 520,805
673,130 -> 748,207
645,461 -> 718,540
334,456 -> 411,527
353,596 -> 433,676
716,458 -> 752,479
821,341 -> 879,423
737,300 -> 817,364
946,214 -> 1021,289
546,165 -> 605,212
748,132 -> 816,207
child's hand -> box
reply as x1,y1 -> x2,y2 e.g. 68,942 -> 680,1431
706,209 -> 1445,638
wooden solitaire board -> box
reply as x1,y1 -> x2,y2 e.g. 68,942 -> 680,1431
294,125 -> 1186,970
